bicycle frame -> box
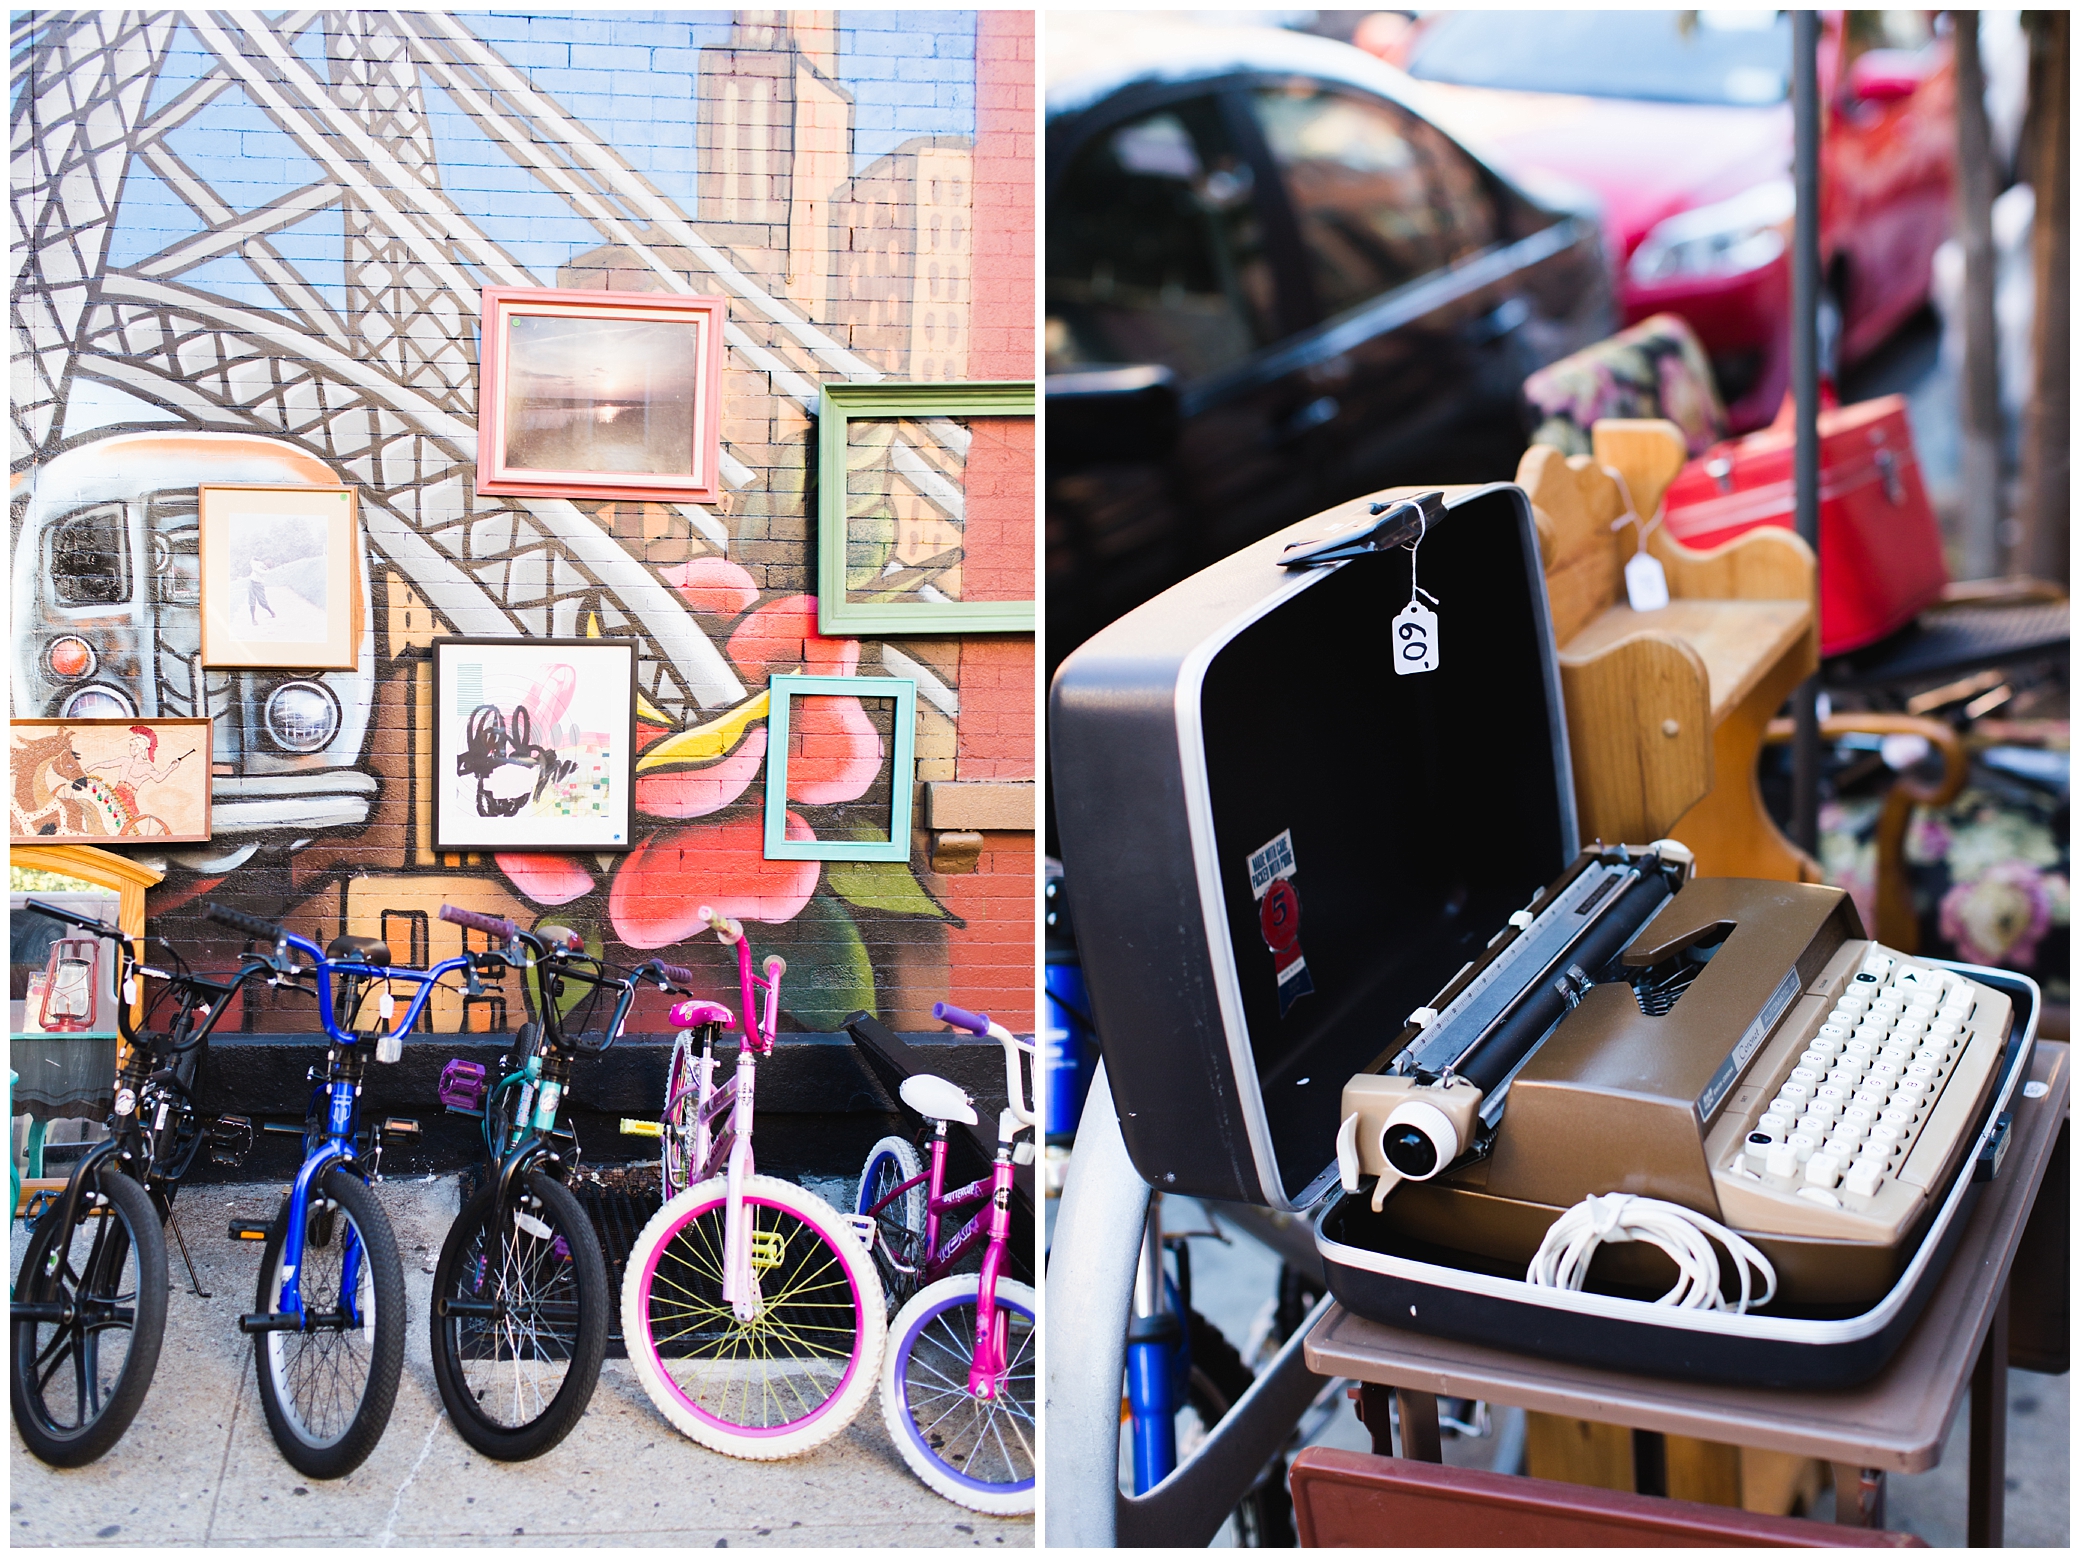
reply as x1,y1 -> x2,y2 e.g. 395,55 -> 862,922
692,916 -> 783,1323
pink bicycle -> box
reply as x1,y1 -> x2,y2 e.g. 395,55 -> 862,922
618,907 -> 885,1459
859,1001 -> 1037,1513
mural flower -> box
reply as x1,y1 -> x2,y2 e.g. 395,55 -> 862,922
610,810 -> 821,947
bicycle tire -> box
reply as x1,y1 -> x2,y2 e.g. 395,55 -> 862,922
251,1167 -> 405,1479
882,1274 -> 1035,1515
10,1168 -> 167,1467
660,1033 -> 700,1198
621,1173 -> 885,1459
1181,1309 -> 1295,1546
856,1135 -> 925,1310
429,1170 -> 608,1460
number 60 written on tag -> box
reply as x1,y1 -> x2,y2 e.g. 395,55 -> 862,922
1393,602 -> 1439,675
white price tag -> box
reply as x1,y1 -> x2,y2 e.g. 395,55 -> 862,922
1624,551 -> 1670,612
1392,602 -> 1440,675
379,992 -> 396,1021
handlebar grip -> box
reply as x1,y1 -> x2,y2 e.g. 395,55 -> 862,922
22,899 -> 122,938
932,1001 -> 990,1036
438,903 -> 517,940
204,902 -> 286,943
655,962 -> 694,986
699,906 -> 743,944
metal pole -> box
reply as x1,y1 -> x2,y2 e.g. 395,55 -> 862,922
1790,9 -> 1822,858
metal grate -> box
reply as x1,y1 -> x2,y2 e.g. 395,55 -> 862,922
570,1169 -> 662,1358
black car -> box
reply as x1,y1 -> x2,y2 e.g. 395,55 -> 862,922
1046,19 -> 1616,682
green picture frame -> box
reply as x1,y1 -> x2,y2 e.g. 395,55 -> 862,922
763,674 -> 919,862
816,380 -> 1036,635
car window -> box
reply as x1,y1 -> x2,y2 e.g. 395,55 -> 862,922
1405,11 -> 1792,107
1047,96 -> 1281,381
1249,81 -> 1499,320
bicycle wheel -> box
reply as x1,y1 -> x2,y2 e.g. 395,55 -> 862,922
660,1034 -> 701,1197
621,1174 -> 884,1459
430,1170 -> 607,1460
882,1274 -> 1035,1515
251,1167 -> 405,1479
856,1135 -> 925,1310
10,1168 -> 167,1467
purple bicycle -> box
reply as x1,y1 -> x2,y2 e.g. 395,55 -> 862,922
859,1001 -> 1036,1514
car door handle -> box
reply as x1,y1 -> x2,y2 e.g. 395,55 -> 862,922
1273,395 -> 1340,444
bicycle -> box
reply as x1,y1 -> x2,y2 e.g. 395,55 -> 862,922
10,900 -> 266,1466
201,900 -> 490,1478
425,905 -> 673,1461
618,906 -> 886,1459
861,1001 -> 1038,1515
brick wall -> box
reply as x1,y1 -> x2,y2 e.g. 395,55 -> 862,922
10,9 -> 1035,1037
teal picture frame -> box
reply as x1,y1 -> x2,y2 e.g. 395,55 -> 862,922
816,380 -> 1036,636
763,674 -> 918,861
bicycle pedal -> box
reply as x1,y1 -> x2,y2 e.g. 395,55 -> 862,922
379,1116 -> 421,1140
208,1114 -> 255,1168
748,1228 -> 786,1272
438,1059 -> 487,1113
619,1118 -> 662,1138
228,1219 -> 272,1241
842,1213 -> 877,1250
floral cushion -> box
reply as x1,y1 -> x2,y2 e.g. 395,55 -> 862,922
1523,312 -> 1731,458
1818,756 -> 2070,1004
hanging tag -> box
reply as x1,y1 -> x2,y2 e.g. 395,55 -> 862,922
1392,601 -> 1440,675
1624,551 -> 1670,612
379,991 -> 396,1021
122,976 -> 137,1005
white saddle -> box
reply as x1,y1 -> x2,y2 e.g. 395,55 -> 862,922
900,1073 -> 978,1126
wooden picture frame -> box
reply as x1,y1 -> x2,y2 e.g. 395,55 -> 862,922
763,674 -> 917,862
476,286 -> 728,503
816,380 -> 1036,635
9,719 -> 214,845
199,483 -> 363,669
431,637 -> 637,853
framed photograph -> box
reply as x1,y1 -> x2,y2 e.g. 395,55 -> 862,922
199,484 -> 363,669
476,286 -> 728,503
816,380 -> 1036,636
10,718 -> 213,844
763,675 -> 917,862
432,638 -> 637,853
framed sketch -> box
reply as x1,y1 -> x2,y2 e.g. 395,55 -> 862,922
10,719 -> 213,845
763,675 -> 917,862
432,638 -> 637,853
816,380 -> 1036,636
200,484 -> 363,669
476,287 -> 728,503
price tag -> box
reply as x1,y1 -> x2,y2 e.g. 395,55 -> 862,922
1624,551 -> 1670,612
1393,602 -> 1439,675
379,991 -> 396,1021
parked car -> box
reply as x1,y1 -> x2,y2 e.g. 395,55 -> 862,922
1381,9 -> 1955,430
13,431 -> 377,857
1045,17 -> 1614,686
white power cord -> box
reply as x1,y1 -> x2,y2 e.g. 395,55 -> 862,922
1525,1193 -> 1778,1315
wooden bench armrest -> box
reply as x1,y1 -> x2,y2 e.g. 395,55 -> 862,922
1646,523 -> 1816,603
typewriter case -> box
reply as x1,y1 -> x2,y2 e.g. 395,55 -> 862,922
1049,483 -> 2036,1385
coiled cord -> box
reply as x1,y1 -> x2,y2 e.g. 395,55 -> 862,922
1526,1192 -> 1778,1315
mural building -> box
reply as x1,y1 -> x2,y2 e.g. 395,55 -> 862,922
10,9 -> 1039,1039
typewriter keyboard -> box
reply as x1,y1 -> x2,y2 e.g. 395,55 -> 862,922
1711,944 -> 2012,1242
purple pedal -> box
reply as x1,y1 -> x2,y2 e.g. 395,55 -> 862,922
439,1059 -> 488,1114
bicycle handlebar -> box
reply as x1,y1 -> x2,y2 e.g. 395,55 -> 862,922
204,901 -> 286,943
642,960 -> 695,987
438,903 -> 517,940
698,905 -> 743,945
23,898 -> 125,939
932,1001 -> 990,1036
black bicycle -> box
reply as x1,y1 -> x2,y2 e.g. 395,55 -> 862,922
9,900 -> 266,1466
426,905 -> 684,1460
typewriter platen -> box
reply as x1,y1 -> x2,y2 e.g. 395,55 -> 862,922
1334,842 -> 2015,1309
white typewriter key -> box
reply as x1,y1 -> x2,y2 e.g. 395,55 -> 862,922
1869,1061 -> 1903,1086
1744,1133 -> 1775,1167
1851,1089 -> 1887,1113
1842,1104 -> 1875,1127
1778,1080 -> 1814,1104
1862,952 -> 1895,978
1823,1135 -> 1857,1161
1879,1040 -> 1913,1061
1787,1132 -> 1820,1162
1766,1142 -> 1798,1178
1790,1064 -> 1824,1086
1905,1061 -> 1936,1081
1806,1097 -> 1842,1122
1797,1186 -> 1843,1208
1844,1160 -> 1883,1198
1929,1018 -> 1961,1043
1811,1038 -> 1844,1062
1816,1025 -> 1850,1045
1760,1110 -> 1794,1136
1843,1037 -> 1875,1059
1800,1047 -> 1833,1071
1896,1077 -> 1929,1103
1873,1116 -> 1909,1139
1804,1152 -> 1842,1189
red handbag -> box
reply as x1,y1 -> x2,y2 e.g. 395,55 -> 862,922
1660,394 -> 1949,658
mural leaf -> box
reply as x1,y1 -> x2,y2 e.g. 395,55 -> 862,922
635,691 -> 769,772
826,855 -> 952,920
769,891 -> 878,1029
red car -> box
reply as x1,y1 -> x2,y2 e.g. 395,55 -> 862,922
1373,10 -> 1954,431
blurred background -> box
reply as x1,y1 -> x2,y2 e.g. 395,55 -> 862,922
1044,9 -> 2067,1545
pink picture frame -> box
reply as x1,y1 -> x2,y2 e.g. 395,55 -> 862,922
475,286 -> 728,504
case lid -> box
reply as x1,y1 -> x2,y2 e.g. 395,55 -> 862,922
1050,484 -> 1577,1209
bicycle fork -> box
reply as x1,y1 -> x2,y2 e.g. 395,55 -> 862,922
966,1151 -> 1019,1399
240,1082 -> 363,1334
1125,1193 -> 1178,1494
721,1047 -> 761,1322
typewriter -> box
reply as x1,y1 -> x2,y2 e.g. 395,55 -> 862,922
1332,840 -> 2016,1310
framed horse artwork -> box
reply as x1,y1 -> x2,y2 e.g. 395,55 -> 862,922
9,718 -> 213,845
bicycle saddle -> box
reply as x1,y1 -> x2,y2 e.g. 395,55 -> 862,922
325,934 -> 391,963
669,999 -> 734,1030
899,1073 -> 977,1126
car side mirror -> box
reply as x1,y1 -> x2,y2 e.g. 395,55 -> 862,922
1846,48 -> 1926,105
1045,365 -> 1180,471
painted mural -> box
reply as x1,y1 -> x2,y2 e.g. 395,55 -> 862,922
10,10 -> 1038,1035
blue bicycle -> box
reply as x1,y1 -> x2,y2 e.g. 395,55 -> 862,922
203,901 -> 504,1478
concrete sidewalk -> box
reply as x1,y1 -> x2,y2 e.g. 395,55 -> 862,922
9,1176 -> 1032,1548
